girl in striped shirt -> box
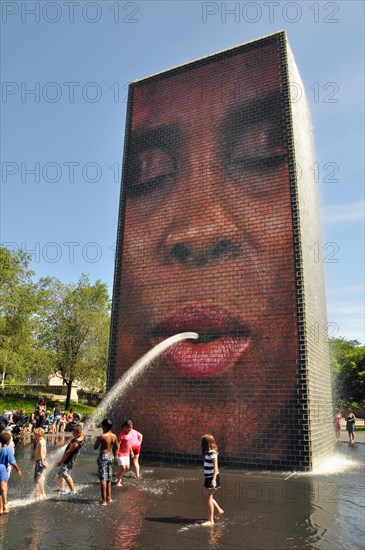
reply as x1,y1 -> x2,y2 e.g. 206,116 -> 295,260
202,434 -> 224,525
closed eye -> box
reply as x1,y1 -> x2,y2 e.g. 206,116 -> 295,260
125,147 -> 176,198
228,154 -> 286,173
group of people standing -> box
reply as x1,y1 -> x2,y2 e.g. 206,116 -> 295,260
31,399 -> 76,434
94,418 -> 143,506
334,408 -> 357,446
94,421 -> 223,524
32,418 -> 143,505
1,417 -> 224,525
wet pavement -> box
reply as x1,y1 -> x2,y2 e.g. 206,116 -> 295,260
0,433 -> 364,549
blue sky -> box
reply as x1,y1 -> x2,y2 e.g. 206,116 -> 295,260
1,0 -> 364,343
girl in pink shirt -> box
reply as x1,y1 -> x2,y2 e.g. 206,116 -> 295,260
130,422 -> 143,478
116,420 -> 134,487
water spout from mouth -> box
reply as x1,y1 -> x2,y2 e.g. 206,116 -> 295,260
87,331 -> 199,429
10,332 -> 198,510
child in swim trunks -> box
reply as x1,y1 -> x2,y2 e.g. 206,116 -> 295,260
56,423 -> 85,495
34,427 -> 47,497
94,418 -> 118,506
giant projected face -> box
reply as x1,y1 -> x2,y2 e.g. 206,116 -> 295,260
114,39 -> 299,462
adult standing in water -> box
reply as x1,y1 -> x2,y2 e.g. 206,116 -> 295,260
111,35 -> 301,465
346,408 -> 356,446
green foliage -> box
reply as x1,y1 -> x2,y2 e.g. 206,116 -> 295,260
0,247 -> 111,411
0,247 -> 44,382
330,337 -> 365,408
38,274 -> 111,409
0,395 -> 96,417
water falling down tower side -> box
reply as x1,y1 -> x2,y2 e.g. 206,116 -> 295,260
108,31 -> 334,471
285,40 -> 334,469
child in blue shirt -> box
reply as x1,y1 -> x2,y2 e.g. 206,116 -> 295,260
0,432 -> 22,475
0,432 -> 22,514
0,463 -> 8,514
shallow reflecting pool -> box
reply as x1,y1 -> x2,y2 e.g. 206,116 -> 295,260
1,434 -> 364,549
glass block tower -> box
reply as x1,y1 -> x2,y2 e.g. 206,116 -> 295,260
108,31 -> 333,471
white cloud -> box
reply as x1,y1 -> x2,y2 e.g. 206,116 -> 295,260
322,201 -> 365,223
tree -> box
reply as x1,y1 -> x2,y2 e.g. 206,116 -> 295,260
0,247 -> 41,384
330,337 -> 365,408
38,275 -> 110,409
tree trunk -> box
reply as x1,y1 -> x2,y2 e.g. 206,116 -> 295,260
65,380 -> 73,410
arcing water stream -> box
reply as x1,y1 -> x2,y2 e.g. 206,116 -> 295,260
86,331 -> 199,432
9,332 -> 199,509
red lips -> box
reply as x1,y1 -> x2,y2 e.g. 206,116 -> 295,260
151,304 -> 251,377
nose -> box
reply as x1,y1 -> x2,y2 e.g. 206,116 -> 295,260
163,195 -> 240,267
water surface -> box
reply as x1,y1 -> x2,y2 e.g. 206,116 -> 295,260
1,435 -> 364,549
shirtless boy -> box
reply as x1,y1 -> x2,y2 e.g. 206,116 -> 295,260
34,427 -> 47,497
94,418 -> 118,505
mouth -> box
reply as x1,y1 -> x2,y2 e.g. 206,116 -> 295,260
150,304 -> 251,377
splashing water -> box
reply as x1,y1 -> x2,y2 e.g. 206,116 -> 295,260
11,332 -> 198,509
310,453 -> 361,476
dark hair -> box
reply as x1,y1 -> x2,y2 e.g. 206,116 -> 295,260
102,418 -> 113,431
122,419 -> 133,430
0,432 -> 12,445
73,423 -> 83,433
202,434 -> 219,456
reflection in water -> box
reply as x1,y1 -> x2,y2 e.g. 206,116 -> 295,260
1,437 -> 363,549
24,529 -> 42,550
47,434 -> 66,447
30,333 -> 199,505
207,523 -> 224,549
111,486 -> 147,549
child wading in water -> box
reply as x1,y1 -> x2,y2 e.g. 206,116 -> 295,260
202,434 -> 224,525
116,420 -> 134,487
0,463 -> 8,514
34,427 -> 47,497
94,418 -> 118,506
56,423 -> 85,495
